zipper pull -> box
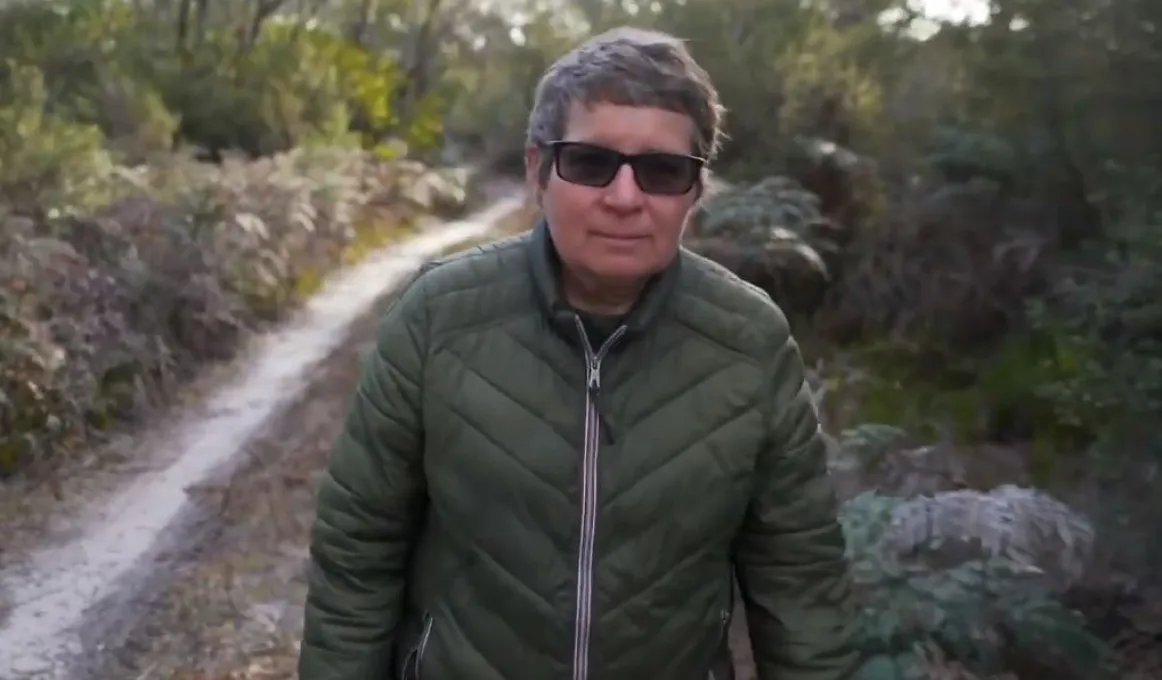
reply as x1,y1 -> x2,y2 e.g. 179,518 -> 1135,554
586,362 -> 614,443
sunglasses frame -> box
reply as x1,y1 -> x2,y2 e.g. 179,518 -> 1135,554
544,140 -> 706,196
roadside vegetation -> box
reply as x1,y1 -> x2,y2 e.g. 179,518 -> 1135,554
1,0 -> 1159,677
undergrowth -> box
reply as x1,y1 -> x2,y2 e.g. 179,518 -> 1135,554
0,148 -> 473,477
832,425 -> 1117,680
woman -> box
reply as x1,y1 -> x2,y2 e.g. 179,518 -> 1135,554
299,26 -> 857,680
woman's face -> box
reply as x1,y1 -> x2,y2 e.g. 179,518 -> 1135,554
528,102 -> 703,285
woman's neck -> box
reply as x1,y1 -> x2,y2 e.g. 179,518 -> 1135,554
561,267 -> 645,316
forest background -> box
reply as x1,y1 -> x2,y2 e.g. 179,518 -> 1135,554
0,0 -> 1160,678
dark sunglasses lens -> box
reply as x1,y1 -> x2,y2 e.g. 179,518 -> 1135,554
632,154 -> 700,195
556,144 -> 621,187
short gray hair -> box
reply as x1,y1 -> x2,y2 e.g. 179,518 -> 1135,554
526,27 -> 724,179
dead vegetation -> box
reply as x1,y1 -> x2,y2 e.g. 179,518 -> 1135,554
0,148 -> 473,480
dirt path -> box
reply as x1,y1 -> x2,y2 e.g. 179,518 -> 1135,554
0,196 -> 524,680
84,290 -> 390,679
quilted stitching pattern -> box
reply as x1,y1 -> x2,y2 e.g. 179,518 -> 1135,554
299,232 -> 857,680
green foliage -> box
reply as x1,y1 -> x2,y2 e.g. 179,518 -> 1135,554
838,471 -> 1112,679
829,423 -> 910,474
0,0 -> 176,158
819,336 -> 1096,468
695,176 -> 832,245
648,0 -> 885,180
686,176 -> 844,315
925,126 -> 1021,184
0,61 -> 116,215
0,0 -> 477,476
1027,207 -> 1162,453
776,17 -> 885,148
0,0 -> 441,159
0,148 -> 471,476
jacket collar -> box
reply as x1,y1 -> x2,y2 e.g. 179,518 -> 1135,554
526,218 -> 680,344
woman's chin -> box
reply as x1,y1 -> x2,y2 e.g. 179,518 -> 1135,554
584,253 -> 664,282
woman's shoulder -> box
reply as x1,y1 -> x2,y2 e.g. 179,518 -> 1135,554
417,230 -> 532,299
673,248 -> 792,357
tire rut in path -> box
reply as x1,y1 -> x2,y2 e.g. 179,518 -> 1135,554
85,290 -> 393,679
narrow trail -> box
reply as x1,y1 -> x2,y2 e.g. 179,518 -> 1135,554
0,194 -> 525,680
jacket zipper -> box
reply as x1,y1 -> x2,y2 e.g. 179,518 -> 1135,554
404,612 -> 435,680
571,314 -> 627,680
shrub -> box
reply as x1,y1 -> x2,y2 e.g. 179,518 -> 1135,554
830,425 -> 1112,679
1028,208 -> 1162,449
0,148 -> 472,476
0,0 -> 438,161
685,175 -> 845,315
0,62 -> 117,216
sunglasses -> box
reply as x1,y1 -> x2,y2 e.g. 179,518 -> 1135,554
545,141 -> 704,196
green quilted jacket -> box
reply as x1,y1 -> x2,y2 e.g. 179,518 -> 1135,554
299,221 -> 857,680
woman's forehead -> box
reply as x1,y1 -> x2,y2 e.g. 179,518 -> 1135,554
562,102 -> 695,155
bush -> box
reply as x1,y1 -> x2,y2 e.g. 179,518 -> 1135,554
1028,208 -> 1162,448
0,147 -> 472,475
0,0 -> 438,161
0,0 -> 475,476
0,62 -> 117,215
685,175 -> 845,315
832,425 -> 1113,680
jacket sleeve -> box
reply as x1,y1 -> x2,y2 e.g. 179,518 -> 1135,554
732,326 -> 859,680
299,276 -> 430,680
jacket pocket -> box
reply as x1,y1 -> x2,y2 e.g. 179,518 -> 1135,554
401,611 -> 435,680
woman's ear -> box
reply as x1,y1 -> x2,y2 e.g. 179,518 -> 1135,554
525,146 -> 547,206
527,148 -> 548,208
524,146 -> 542,190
